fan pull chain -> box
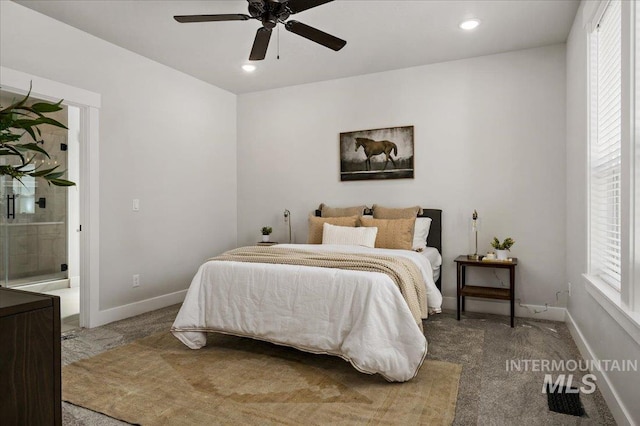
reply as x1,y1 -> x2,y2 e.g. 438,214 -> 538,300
277,25 -> 280,60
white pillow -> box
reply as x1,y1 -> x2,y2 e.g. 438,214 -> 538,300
412,217 -> 432,250
322,223 -> 378,248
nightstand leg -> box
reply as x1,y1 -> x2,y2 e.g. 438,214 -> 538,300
510,266 -> 515,327
456,263 -> 461,321
461,265 -> 466,311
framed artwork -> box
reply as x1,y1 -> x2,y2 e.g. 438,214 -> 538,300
339,125 -> 414,181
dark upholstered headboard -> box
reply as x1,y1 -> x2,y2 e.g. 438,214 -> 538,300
420,209 -> 442,290
313,208 -> 443,290
420,209 -> 442,254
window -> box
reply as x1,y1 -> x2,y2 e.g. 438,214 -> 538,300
584,0 -> 640,338
589,0 -> 622,290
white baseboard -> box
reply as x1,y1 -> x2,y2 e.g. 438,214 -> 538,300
441,296 -> 566,322
92,289 -> 187,328
565,311 -> 633,426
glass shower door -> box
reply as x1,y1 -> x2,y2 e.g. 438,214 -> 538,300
0,90 -> 69,288
0,180 -> 6,286
1,176 -> 69,288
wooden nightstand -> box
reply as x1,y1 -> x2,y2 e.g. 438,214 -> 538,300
454,255 -> 518,327
256,241 -> 278,246
0,287 -> 62,425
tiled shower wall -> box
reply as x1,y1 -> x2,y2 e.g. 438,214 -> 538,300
4,222 -> 67,280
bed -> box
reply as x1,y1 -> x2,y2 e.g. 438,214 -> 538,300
171,208 -> 443,382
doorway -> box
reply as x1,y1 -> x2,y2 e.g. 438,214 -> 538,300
1,67 -> 101,329
0,89 -> 81,331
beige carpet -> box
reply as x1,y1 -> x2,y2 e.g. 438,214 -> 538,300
63,332 -> 461,425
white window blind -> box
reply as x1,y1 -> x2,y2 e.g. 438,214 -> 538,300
590,0 -> 622,290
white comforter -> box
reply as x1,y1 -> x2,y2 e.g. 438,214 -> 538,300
171,244 -> 442,382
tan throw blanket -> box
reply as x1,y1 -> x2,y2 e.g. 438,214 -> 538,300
210,246 -> 428,327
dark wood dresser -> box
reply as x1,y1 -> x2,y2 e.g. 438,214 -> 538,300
0,287 -> 62,426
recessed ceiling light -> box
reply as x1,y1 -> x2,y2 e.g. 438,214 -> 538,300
459,19 -> 481,30
242,64 -> 256,72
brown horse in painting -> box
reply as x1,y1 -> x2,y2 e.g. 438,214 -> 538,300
354,137 -> 398,171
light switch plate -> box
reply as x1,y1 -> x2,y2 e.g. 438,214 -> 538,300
133,199 -> 140,211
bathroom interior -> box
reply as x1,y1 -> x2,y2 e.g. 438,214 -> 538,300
1,89 -> 81,332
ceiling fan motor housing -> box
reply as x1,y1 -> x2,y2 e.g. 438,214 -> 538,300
249,0 -> 291,29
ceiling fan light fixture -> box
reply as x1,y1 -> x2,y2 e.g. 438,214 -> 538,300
459,19 -> 481,31
242,64 -> 256,72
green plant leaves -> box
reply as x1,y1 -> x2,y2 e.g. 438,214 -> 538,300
30,100 -> 64,113
15,142 -> 51,158
0,83 -> 75,187
30,165 -> 60,177
490,236 -> 515,251
9,117 -> 67,142
0,144 -> 25,161
0,131 -> 22,143
47,178 -> 75,187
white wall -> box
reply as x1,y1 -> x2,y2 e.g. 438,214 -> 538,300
565,2 -> 640,423
237,44 -> 567,307
0,2 -> 238,312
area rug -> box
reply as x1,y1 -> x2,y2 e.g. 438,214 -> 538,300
63,332 -> 461,425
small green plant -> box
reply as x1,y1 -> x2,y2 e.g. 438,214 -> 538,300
261,226 -> 273,235
491,237 -> 515,251
0,84 -> 75,186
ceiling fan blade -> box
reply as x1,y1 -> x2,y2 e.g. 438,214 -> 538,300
286,0 -> 334,14
284,20 -> 346,51
249,27 -> 272,61
174,14 -> 251,23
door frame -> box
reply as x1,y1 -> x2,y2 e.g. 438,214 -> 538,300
1,66 -> 101,328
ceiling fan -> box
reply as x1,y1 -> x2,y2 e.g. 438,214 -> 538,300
174,0 -> 346,61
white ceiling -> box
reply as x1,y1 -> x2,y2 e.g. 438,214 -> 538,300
15,0 -> 579,94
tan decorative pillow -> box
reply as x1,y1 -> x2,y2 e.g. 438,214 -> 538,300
307,215 -> 359,244
372,204 -> 423,219
359,217 -> 416,250
319,203 -> 367,217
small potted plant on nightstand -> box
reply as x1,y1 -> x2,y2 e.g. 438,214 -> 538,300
261,226 -> 273,242
491,237 -> 515,260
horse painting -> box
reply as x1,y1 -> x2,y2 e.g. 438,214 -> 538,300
354,137 -> 398,171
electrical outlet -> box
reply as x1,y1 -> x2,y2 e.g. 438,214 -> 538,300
568,282 -> 572,297
133,274 -> 140,287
